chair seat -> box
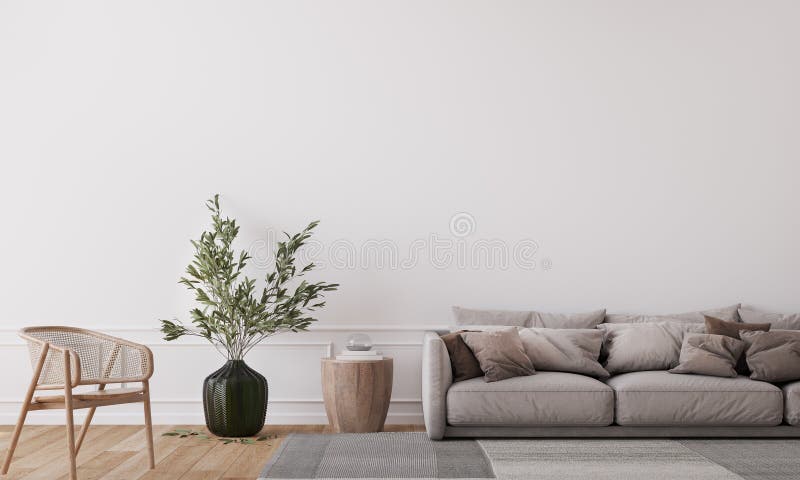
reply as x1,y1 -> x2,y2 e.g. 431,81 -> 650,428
34,387 -> 144,404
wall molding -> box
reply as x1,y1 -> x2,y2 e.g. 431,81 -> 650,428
0,324 -> 429,425
0,324 -> 446,334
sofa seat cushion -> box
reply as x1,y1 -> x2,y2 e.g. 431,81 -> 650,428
607,371 -> 783,426
446,372 -> 614,426
782,381 -> 800,426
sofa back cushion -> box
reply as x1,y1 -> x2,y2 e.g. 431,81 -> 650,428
461,328 -> 535,382
452,306 -> 605,330
598,322 -> 705,374
740,330 -> 800,382
669,333 -> 745,378
518,327 -> 609,378
529,310 -> 605,329
603,304 -> 741,324
452,307 -> 530,330
739,307 -> 800,330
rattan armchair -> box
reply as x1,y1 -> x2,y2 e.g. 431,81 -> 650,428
1,327 -> 155,479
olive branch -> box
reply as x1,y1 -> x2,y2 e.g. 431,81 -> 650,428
160,195 -> 339,359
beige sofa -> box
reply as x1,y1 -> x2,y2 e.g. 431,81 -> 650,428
422,331 -> 800,440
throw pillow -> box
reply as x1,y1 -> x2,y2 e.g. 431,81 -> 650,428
740,330 -> 800,382
461,328 -> 535,382
518,327 -> 609,378
704,314 -> 770,375
739,307 -> 800,330
529,309 -> 606,329
604,304 -> 741,324
440,330 -> 484,382
598,322 -> 705,374
669,333 -> 745,378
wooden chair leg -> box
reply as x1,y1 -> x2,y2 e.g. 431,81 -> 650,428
142,380 -> 155,469
75,406 -> 96,455
1,403 -> 29,475
75,384 -> 105,454
2,343 -> 49,475
64,353 -> 78,480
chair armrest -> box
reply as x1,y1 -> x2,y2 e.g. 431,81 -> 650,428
422,331 -> 452,440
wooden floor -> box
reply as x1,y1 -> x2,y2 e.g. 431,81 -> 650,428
0,424 -> 425,480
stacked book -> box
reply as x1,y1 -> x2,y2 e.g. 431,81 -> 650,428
336,349 -> 383,361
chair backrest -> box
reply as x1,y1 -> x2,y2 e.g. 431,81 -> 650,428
20,327 -> 153,388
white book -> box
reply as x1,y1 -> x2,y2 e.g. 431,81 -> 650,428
338,350 -> 381,356
336,355 -> 384,361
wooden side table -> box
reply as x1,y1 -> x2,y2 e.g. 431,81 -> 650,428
321,357 -> 393,433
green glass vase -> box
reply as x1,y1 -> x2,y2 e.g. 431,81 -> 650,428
203,360 -> 268,437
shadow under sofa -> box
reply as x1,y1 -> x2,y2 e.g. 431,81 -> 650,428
422,331 -> 800,439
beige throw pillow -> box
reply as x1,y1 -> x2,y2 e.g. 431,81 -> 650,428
740,330 -> 800,382
598,322 -> 705,374
461,328 -> 535,382
704,314 -> 770,375
669,333 -> 745,378
518,328 -> 609,378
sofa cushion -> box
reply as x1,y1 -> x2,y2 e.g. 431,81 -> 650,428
447,372 -> 614,427
518,327 -> 609,378
451,307 -> 606,330
461,329 -> 535,382
440,331 -> 483,383
705,315 -> 770,375
598,322 -> 705,374
668,333 -> 745,378
452,307 -> 530,328
740,330 -> 800,383
606,370 -> 782,426
740,307 -> 800,330
705,315 -> 770,338
529,309 -> 606,329
604,304 -> 741,324
782,381 -> 800,426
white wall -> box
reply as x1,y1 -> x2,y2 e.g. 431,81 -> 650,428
1,0 -> 798,424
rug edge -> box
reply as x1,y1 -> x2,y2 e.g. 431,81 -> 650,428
259,432 -> 295,479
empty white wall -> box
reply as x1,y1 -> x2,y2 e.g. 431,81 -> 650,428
1,0 -> 798,424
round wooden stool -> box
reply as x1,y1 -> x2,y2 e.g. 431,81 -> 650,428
321,357 -> 393,433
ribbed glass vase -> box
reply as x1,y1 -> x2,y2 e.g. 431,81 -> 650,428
203,360 -> 268,437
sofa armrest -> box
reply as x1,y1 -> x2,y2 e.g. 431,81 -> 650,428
422,331 -> 453,440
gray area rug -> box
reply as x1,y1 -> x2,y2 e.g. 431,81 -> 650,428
679,439 -> 800,480
260,433 -> 800,479
261,432 -> 494,479
481,439 -> 738,480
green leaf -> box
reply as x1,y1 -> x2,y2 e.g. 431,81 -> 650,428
159,195 -> 339,360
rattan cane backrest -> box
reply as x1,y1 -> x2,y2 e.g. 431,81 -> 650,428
20,327 -> 153,387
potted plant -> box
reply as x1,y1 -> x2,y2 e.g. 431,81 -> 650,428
161,195 -> 338,437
